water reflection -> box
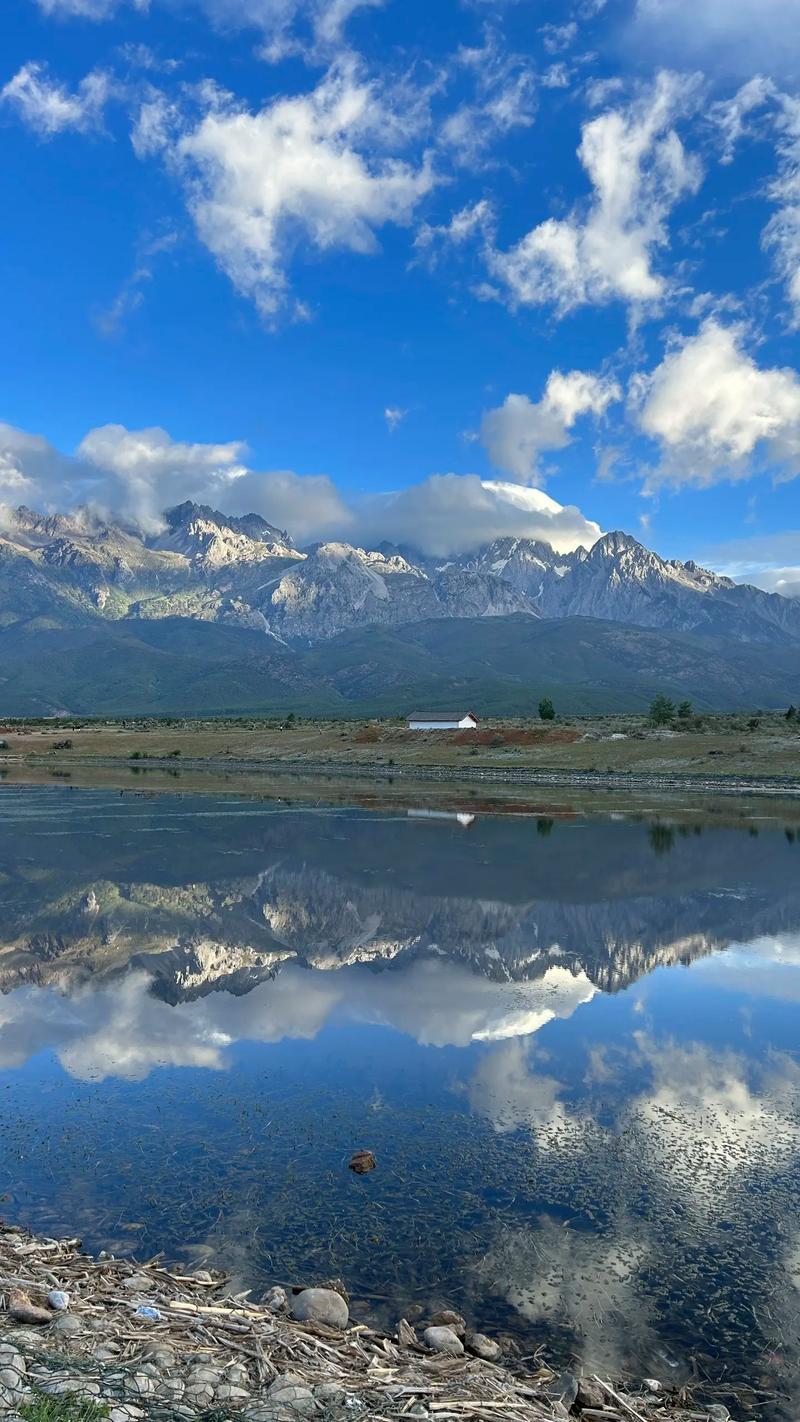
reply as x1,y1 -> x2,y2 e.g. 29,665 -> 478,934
0,786 -> 799,1415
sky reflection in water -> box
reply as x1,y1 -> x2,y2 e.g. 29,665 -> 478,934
0,785 -> 799,1413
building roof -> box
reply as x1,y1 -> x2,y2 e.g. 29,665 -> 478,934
407,711 -> 478,722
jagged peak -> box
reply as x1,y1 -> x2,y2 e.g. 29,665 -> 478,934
163,501 -> 293,547
591,530 -> 648,558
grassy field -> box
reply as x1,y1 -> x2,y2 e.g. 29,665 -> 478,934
2,710 -> 800,786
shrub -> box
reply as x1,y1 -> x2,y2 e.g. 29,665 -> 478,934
676,700 -> 692,719
649,694 -> 675,726
538,697 -> 555,721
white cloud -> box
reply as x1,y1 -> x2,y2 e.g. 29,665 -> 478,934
764,94 -> 800,325
0,419 -> 603,554
629,0 -> 800,79
540,20 -> 577,54
414,198 -> 495,261
487,70 -> 703,317
1,62 -> 111,137
151,61 -> 434,318
35,0 -> 147,15
710,75 -> 775,165
354,474 -> 603,556
480,370 -> 621,483
634,319 -> 800,487
698,529 -> 800,596
384,406 -> 406,432
33,0 -> 380,49
439,33 -> 536,167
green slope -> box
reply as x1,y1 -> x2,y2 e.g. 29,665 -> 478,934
0,614 -> 797,716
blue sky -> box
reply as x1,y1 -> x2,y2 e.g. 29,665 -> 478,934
2,0 -> 800,588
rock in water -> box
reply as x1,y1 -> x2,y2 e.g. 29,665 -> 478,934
423,1326 -> 464,1357
7,1288 -> 51,1325
290,1288 -> 349,1329
466,1332 -> 500,1362
349,1149 -> 377,1174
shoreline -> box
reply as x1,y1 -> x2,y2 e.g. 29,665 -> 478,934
0,1224 -> 748,1422
4,750 -> 800,800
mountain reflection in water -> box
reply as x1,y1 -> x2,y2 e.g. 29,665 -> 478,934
0,785 -> 799,1417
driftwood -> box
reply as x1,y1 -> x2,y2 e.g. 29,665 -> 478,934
0,1223 -> 765,1422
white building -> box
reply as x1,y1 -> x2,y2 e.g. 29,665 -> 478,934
406,711 -> 478,731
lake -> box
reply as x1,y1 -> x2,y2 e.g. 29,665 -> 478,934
1,782 -> 799,1416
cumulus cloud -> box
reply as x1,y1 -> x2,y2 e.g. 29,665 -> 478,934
0,959 -> 599,1080
354,475 -> 603,556
634,319 -> 800,487
0,420 -> 602,554
480,370 -> 621,483
629,0 -> 800,79
486,71 -> 703,317
1,62 -> 111,137
145,60 -> 434,318
35,0 -> 147,15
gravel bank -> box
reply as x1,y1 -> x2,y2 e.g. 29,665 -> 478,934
0,1225 -> 751,1422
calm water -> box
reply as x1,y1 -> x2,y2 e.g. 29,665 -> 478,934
1,784 -> 800,1414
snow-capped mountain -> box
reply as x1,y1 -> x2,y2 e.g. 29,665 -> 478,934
1,500 -> 798,651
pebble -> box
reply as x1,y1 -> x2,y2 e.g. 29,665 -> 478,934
707,1408 -> 731,1422
52,1314 -> 82,1336
47,1291 -> 70,1312
576,1377 -> 606,1410
423,1326 -> 464,1357
216,1382 -> 251,1403
124,1372 -> 158,1398
546,1371 -> 579,1410
109,1407 -> 144,1422
348,1149 -> 377,1174
290,1287 -> 349,1329
122,1273 -> 152,1293
466,1332 -> 500,1362
266,1372 -> 317,1416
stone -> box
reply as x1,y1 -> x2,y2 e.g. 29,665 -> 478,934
290,1287 -> 349,1329
109,1407 -> 145,1422
0,1368 -> 25,1399
186,1365 -> 221,1387
546,1371 -> 579,1410
576,1377 -> 606,1410
313,1382 -> 347,1404
226,1363 -> 251,1387
52,1314 -> 82,1336
643,1378 -> 662,1394
423,1326 -> 464,1357
348,1149 -> 377,1174
216,1382 -> 251,1403
47,1290 -> 69,1312
266,1372 -> 316,1416
122,1273 -> 152,1293
466,1332 -> 500,1362
7,1289 -> 51,1326
707,1408 -> 731,1422
428,1309 -> 466,1336
396,1318 -> 417,1347
94,1345 -> 121,1362
156,1378 -> 185,1404
263,1286 -> 289,1314
124,1372 -> 158,1398
192,1270 -> 213,1284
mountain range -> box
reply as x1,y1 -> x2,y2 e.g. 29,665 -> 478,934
1,500 -> 798,715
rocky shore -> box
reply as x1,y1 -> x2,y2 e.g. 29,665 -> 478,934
0,1225 -> 743,1422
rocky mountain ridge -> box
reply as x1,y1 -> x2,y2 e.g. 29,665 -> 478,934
1,501 -> 797,648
